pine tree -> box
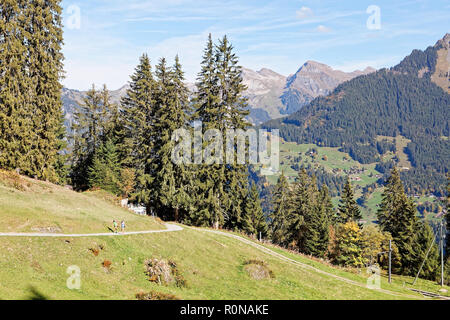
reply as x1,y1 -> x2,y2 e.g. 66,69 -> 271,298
0,1 -> 29,172
70,85 -> 116,189
287,169 -> 331,257
120,54 -> 156,171
148,57 -> 192,221
337,177 -> 362,224
217,35 -> 251,230
88,139 -> 121,194
409,220 -> 439,279
242,184 -> 268,238
24,0 -> 65,181
0,0 -> 66,182
377,168 -> 419,274
270,173 -> 292,246
193,34 -> 250,228
320,185 -> 335,224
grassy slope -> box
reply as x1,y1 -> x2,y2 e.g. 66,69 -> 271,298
0,170 -> 164,233
0,172 -> 447,300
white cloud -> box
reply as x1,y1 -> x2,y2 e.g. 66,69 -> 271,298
332,55 -> 404,72
316,25 -> 332,33
296,6 -> 313,20
147,32 -> 210,82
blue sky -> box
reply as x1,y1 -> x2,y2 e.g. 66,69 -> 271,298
61,0 -> 450,90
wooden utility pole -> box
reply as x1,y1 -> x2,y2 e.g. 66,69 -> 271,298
440,220 -> 444,287
389,240 -> 392,284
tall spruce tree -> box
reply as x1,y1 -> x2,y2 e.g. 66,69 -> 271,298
24,0 -> 65,181
148,56 -> 192,221
410,220 -> 439,279
70,85 -> 116,189
337,177 -> 362,224
0,0 -> 66,182
287,169 -> 331,257
242,183 -> 268,238
377,168 -> 419,274
270,173 -> 292,246
0,1 -> 29,172
216,35 -> 251,230
193,34 -> 250,228
87,139 -> 121,194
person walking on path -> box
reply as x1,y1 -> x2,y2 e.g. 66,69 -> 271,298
121,220 -> 125,233
113,220 -> 118,233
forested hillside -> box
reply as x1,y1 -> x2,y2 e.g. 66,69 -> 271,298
262,35 -> 450,196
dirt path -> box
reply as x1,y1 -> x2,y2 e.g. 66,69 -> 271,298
0,223 -> 183,237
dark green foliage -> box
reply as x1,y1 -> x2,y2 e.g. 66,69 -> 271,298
87,140 -> 121,194
291,163 -> 346,197
377,168 -> 418,274
190,34 -> 251,229
70,85 -> 119,190
148,56 -> 192,221
0,0 -> 66,182
288,170 -> 331,257
409,220 -> 439,280
269,173 -> 291,246
242,184 -> 268,238
337,177 -> 362,224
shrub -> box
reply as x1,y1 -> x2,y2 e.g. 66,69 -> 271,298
102,259 -> 112,270
135,291 -> 181,300
144,258 -> 188,288
89,248 -> 100,256
243,259 -> 275,280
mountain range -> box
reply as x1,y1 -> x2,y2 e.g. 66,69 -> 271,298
262,34 -> 450,196
61,61 -> 375,128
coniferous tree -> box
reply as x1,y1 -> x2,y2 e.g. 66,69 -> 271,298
0,1 -> 29,172
288,170 -> 330,257
270,173 -> 292,246
193,34 -> 250,229
242,184 -> 268,238
121,54 -> 156,171
409,220 -> 439,279
70,85 -> 116,189
377,168 -> 419,274
0,0 -> 66,182
216,35 -> 251,230
337,177 -> 362,224
149,57 -> 192,221
87,139 -> 121,194
24,0 -> 65,182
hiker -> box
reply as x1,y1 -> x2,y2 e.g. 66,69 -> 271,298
113,220 -> 118,233
121,220 -> 125,232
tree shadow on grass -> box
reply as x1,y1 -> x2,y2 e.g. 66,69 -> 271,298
26,286 -> 49,300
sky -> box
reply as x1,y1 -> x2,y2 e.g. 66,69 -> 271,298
61,0 -> 450,90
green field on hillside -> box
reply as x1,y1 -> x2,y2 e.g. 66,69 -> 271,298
0,172 -> 448,300
0,170 -> 164,234
260,139 -> 442,223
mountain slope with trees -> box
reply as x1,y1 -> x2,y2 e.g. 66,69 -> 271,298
262,34 -> 450,196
